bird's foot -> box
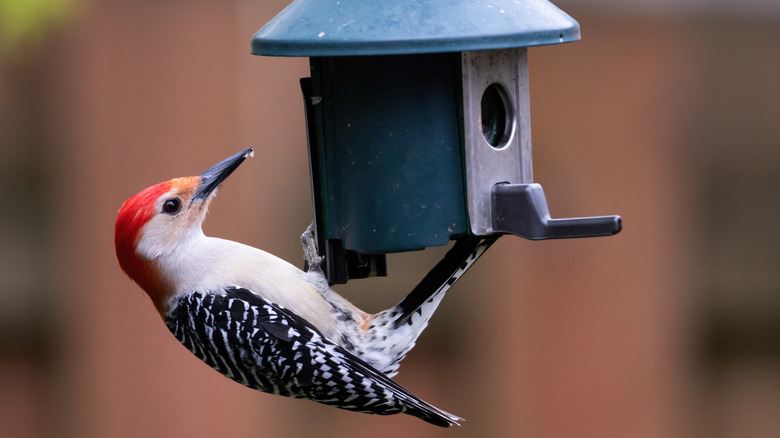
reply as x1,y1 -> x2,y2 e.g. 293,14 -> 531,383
301,222 -> 324,274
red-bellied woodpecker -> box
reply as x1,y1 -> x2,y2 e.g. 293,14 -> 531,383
114,148 -> 496,427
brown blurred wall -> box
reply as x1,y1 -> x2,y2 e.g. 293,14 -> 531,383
1,1 -> 779,437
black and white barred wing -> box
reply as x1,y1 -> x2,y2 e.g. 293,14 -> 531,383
166,287 -> 461,427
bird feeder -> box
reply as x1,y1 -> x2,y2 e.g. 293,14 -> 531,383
252,0 -> 621,284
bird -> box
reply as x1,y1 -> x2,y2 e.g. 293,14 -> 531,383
114,148 -> 497,427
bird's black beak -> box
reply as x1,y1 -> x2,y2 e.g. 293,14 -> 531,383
193,148 -> 254,201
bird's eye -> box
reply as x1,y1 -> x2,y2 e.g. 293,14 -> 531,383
162,198 -> 181,215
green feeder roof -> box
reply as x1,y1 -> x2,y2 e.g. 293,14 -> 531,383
252,0 -> 580,57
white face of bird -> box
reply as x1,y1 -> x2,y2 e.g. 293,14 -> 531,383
134,177 -> 209,260
114,148 -> 254,310
118,147 -> 254,260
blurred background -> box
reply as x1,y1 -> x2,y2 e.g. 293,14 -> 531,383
1,0 -> 779,437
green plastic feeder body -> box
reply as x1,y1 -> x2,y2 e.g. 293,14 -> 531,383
252,0 -> 579,256
303,53 -> 467,254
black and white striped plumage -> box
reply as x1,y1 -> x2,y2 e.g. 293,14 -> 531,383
166,287 -> 460,427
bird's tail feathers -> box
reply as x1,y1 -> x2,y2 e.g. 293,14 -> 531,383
405,401 -> 465,427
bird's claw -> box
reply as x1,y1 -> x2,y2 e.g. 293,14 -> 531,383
301,222 -> 324,274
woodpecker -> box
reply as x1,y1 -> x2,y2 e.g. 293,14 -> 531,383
114,148 -> 496,427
